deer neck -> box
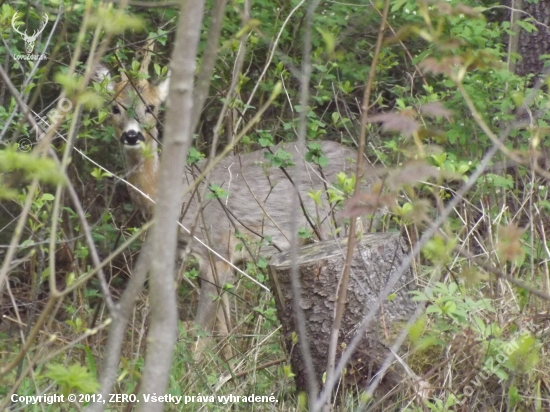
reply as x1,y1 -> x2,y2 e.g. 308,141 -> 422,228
124,140 -> 159,218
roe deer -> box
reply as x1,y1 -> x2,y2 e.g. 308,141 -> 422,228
94,56 -> 380,359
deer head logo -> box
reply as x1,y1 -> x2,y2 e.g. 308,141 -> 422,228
11,11 -> 48,54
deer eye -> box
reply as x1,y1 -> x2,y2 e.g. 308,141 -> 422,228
146,104 -> 155,114
112,105 -> 121,115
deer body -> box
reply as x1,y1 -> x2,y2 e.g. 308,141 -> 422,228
178,140 -> 367,335
181,140 -> 361,257
95,61 -> 376,357
124,148 -> 159,218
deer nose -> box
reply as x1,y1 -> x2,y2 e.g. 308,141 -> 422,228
121,130 -> 145,146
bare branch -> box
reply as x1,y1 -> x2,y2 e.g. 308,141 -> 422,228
136,0 -> 206,407
323,0 -> 391,407
289,0 -> 323,406
191,0 -> 228,132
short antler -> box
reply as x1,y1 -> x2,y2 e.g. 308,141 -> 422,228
139,38 -> 155,76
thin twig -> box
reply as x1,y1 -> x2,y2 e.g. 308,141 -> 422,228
289,0 -> 323,406
323,0 -> 391,405
136,0 -> 205,406
192,0 -> 229,133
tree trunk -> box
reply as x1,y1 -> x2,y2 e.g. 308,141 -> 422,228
515,0 -> 550,77
269,233 -> 417,394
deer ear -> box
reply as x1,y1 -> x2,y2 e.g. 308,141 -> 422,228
93,64 -> 114,92
156,70 -> 171,102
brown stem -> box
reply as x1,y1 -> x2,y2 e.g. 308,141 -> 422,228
136,0 -> 206,408
324,0 -> 391,400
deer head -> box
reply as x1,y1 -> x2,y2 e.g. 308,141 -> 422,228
93,47 -> 170,217
12,11 -> 48,54
103,69 -> 169,149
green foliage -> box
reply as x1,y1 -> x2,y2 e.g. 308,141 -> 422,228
305,142 -> 328,167
207,183 -> 229,199
297,227 -> 314,240
264,148 -> 294,168
410,281 -> 495,344
421,236 -> 457,265
187,147 -> 205,165
44,364 -> 100,396
90,167 -> 112,180
0,146 -> 65,198
327,172 -> 355,204
89,7 -> 143,34
3,0 -> 550,409
504,333 -> 540,374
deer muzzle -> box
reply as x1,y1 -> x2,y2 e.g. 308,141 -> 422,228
120,130 -> 145,146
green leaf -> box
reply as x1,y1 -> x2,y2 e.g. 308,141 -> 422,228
44,363 -> 100,396
77,91 -> 103,109
264,149 -> 294,168
0,145 -> 65,185
305,142 -> 329,167
257,257 -> 268,269
391,0 -> 409,12
408,315 -> 426,344
486,173 -> 514,189
316,28 -> 335,55
517,20 -> 537,34
207,184 -> 228,200
426,305 -> 442,315
54,72 -> 82,94
473,315 -> 486,335
506,334 -> 540,374
90,9 -> 143,34
414,334 -> 441,351
283,365 -> 295,378
508,385 -> 521,407
298,227 -> 313,240
41,193 -> 55,201
90,167 -> 112,180
187,147 -> 205,165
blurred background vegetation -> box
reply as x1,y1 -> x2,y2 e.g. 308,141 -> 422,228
1,0 -> 549,410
